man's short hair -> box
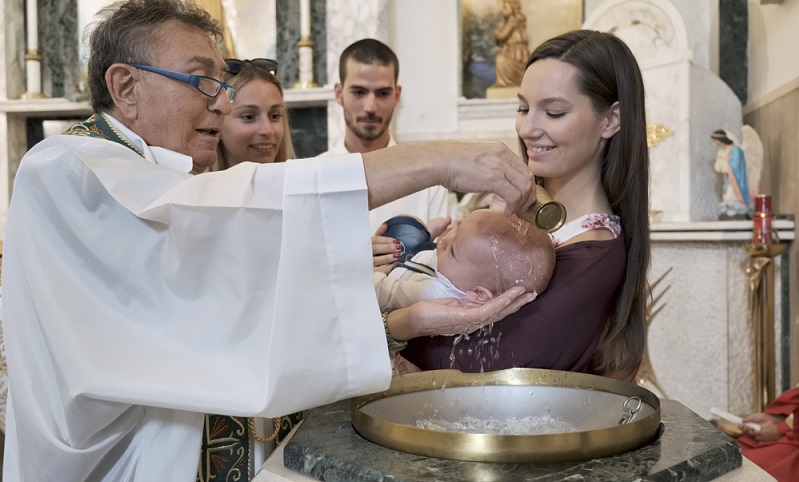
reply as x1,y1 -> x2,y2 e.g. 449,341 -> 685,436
338,38 -> 399,84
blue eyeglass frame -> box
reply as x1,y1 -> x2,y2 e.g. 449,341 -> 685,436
128,64 -> 237,102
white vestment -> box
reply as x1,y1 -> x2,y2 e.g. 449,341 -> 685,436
373,250 -> 466,311
318,136 -> 451,233
2,119 -> 391,481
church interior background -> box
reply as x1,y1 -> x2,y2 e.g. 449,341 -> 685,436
0,0 -> 798,479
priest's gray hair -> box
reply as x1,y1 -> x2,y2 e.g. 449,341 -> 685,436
86,0 -> 223,113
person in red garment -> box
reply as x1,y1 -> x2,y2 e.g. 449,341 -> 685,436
738,387 -> 799,482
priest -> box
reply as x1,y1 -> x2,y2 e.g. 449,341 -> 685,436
0,0 -> 536,481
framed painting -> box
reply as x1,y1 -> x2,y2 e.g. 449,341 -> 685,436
461,0 -> 583,99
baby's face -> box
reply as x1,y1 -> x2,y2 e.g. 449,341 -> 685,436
436,212 -> 488,292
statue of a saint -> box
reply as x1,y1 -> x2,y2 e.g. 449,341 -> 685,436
491,0 -> 530,89
711,126 -> 763,220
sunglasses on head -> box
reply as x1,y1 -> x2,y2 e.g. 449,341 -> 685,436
225,58 -> 278,75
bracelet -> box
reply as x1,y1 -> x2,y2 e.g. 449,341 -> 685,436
383,311 -> 407,352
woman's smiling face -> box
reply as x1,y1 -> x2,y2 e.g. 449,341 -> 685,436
220,78 -> 285,165
515,58 -> 617,182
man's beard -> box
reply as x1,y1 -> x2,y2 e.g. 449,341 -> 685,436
345,111 -> 393,142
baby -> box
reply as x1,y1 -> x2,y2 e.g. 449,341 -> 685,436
375,208 -> 556,313
375,209 -> 556,375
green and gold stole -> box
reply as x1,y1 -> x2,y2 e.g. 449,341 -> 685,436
64,113 -> 143,157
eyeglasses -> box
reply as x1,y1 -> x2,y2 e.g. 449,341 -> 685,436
129,64 -> 237,102
225,58 -> 279,75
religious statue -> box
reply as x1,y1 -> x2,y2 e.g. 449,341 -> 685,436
491,0 -> 530,89
711,126 -> 763,220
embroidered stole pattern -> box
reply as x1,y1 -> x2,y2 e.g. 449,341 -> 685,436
197,414 -> 251,482
63,113 -> 143,157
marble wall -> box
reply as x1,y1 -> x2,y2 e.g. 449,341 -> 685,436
745,82 -> 799,387
2,0 -> 26,99
648,237 -> 789,418
584,0 -> 740,223
585,0 -> 715,70
718,0 -> 748,104
276,0 -> 328,157
38,0 -> 80,99
275,0 -> 327,87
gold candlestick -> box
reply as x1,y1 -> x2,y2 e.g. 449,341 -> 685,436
744,243 -> 785,412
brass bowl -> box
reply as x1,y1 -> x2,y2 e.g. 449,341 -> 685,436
351,368 -> 661,463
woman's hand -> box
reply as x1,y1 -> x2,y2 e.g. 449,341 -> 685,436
741,413 -> 785,442
372,223 -> 402,272
386,286 -> 536,341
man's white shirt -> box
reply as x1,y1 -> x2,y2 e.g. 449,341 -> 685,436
318,136 -> 451,233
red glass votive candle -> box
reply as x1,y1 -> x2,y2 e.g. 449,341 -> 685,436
753,194 -> 773,246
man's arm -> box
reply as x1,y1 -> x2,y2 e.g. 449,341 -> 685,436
361,141 -> 534,217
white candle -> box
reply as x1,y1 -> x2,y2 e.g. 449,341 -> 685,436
300,0 -> 311,37
26,0 -> 38,51
295,0 -> 317,88
25,0 -> 43,97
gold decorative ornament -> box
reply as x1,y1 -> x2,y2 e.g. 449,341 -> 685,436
744,243 -> 786,412
297,35 -> 314,49
24,49 -> 42,61
248,416 -> 283,444
647,122 -> 674,148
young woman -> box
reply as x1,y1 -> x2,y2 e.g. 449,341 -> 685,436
215,58 -> 295,168
402,29 -> 650,382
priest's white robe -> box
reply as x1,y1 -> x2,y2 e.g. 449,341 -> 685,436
1,124 -> 391,481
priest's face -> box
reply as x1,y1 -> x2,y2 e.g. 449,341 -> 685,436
131,21 -> 232,172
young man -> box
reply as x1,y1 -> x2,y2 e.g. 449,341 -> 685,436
319,39 -> 451,233
0,1 -> 536,480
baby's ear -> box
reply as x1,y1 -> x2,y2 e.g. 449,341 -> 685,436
466,286 -> 494,304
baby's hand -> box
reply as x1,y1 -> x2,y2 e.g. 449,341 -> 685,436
427,216 -> 452,241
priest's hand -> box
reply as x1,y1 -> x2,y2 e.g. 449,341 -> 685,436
437,141 -> 534,217
362,141 -> 535,218
385,286 -> 536,341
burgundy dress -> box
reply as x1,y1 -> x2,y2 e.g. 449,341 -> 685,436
402,214 -> 626,374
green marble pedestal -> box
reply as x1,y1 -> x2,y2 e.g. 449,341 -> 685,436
284,398 -> 741,482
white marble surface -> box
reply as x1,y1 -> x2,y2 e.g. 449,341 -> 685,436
649,220 -> 792,419
585,0 -> 742,223
584,0 -> 715,71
